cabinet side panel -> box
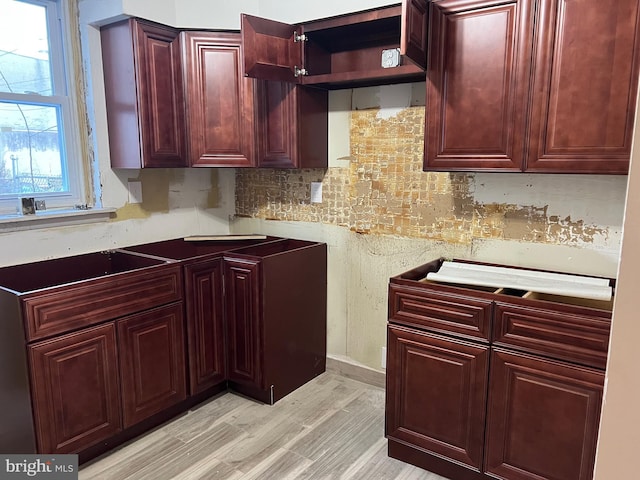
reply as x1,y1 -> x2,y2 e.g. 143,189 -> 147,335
297,86 -> 328,168
0,290 -> 36,453
101,20 -> 142,169
261,243 -> 327,402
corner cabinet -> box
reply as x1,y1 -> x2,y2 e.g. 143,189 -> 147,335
386,258 -> 612,480
101,19 -> 187,168
425,0 -> 640,174
241,0 -> 428,89
182,32 -> 256,167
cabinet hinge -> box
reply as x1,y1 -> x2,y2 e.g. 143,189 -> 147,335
294,66 -> 308,77
293,32 -> 308,43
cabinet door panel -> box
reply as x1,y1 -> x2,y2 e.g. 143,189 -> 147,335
425,0 -> 533,171
401,0 -> 429,68
183,32 -> 255,167
241,14 -> 302,83
224,258 -> 263,388
485,349 -> 603,480
257,80 -> 298,168
184,259 -> 226,394
118,303 -> 186,427
526,0 -> 640,173
29,324 -> 121,454
134,21 -> 187,167
386,325 -> 489,470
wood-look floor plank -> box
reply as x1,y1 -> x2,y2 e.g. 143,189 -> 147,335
79,372 -> 450,480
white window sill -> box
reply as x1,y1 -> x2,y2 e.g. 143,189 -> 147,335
0,207 -> 116,232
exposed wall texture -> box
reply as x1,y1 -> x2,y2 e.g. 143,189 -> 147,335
236,105 -> 619,248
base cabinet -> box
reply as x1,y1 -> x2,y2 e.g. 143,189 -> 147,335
28,303 -> 186,454
386,258 -> 612,480
223,239 -> 328,404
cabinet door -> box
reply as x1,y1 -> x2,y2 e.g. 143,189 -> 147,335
241,14 -> 303,83
223,257 -> 263,389
424,0 -> 534,171
118,303 -> 186,427
485,349 -> 604,480
401,0 -> 429,69
184,259 -> 226,394
102,19 -> 187,168
29,324 -> 121,454
256,81 -> 328,168
525,0 -> 640,173
386,324 -> 489,470
183,32 -> 255,167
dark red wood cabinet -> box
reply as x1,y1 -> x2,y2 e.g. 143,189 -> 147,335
425,0 -> 640,174
101,19 -> 187,168
386,258 -> 613,480
0,251 -> 184,456
223,239 -> 328,404
241,0 -> 428,89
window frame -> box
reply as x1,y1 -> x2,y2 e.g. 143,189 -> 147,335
0,0 -> 89,216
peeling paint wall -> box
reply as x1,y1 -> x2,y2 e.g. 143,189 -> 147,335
236,87 -> 625,250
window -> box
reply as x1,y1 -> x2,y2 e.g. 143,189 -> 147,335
0,0 -> 87,216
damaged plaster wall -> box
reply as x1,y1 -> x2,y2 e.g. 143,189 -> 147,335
233,82 -> 627,370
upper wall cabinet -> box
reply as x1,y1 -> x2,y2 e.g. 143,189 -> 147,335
182,32 -> 256,167
102,19 -> 188,168
425,0 -> 640,174
241,0 -> 428,89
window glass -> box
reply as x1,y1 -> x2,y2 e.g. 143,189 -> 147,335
0,0 -> 85,214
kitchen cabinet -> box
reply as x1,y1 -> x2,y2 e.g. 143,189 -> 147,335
241,1 -> 427,89
424,0 -> 640,174
122,236 -> 280,396
182,31 -> 256,167
123,236 -> 327,405
256,81 -> 328,168
223,239 -> 327,404
386,258 -> 613,480
101,19 -> 187,168
0,250 -> 183,457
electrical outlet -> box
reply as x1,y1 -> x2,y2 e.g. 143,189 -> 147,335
381,346 -> 387,369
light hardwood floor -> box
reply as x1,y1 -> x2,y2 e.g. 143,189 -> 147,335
79,372 -> 449,480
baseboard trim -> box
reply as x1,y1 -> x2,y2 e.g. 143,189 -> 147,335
326,355 -> 386,389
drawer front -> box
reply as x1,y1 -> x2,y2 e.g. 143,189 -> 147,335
23,265 -> 183,341
493,302 -> 610,369
389,284 -> 493,341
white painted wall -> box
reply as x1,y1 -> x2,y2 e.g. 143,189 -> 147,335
593,83 -> 640,479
